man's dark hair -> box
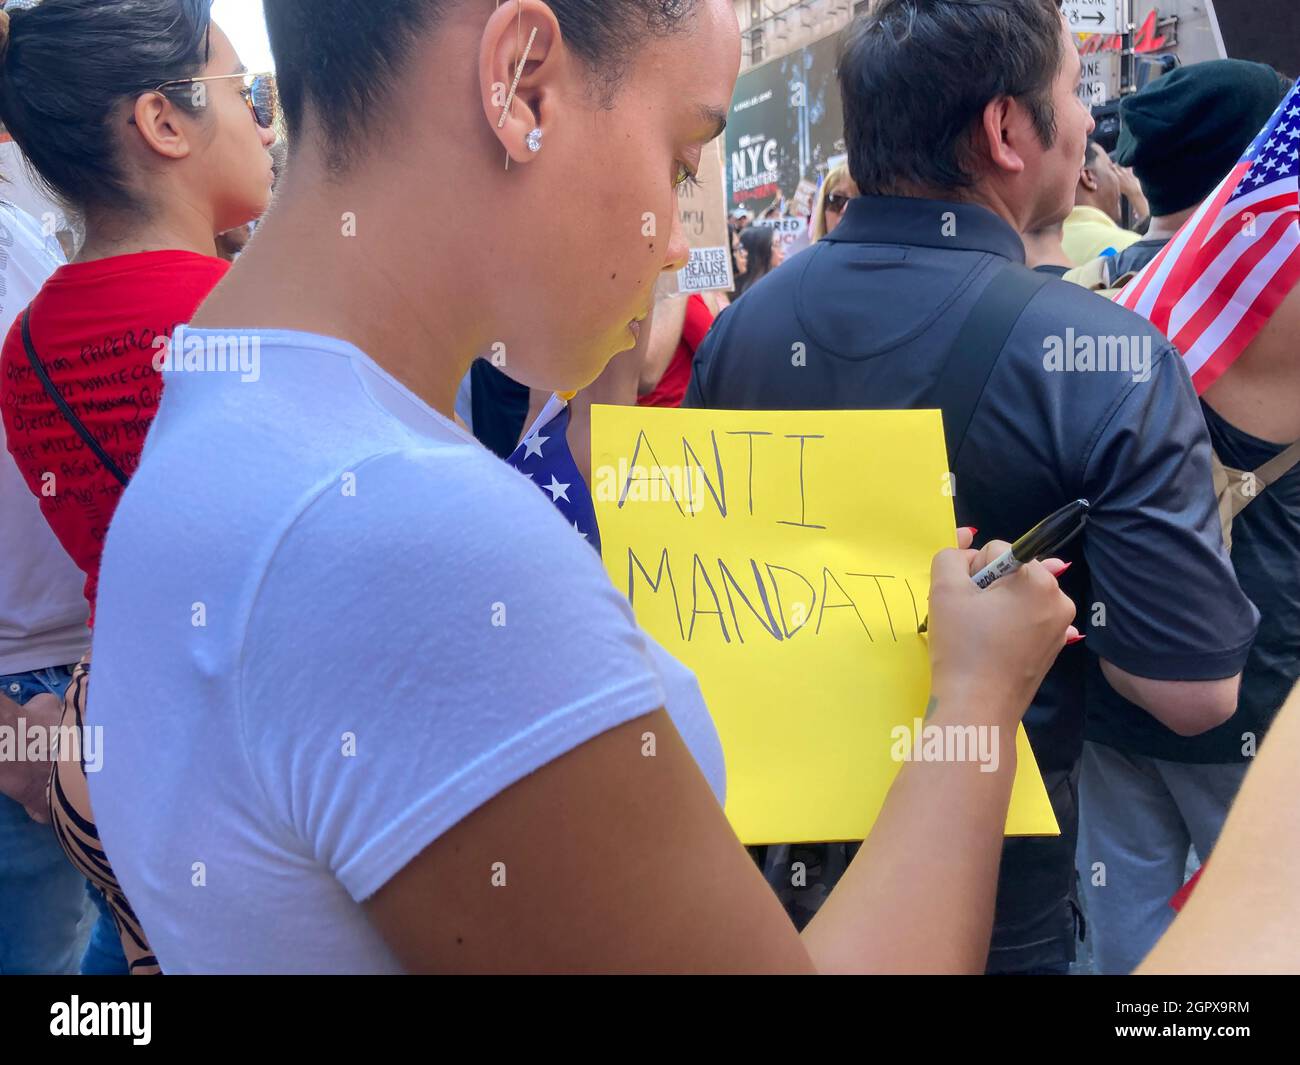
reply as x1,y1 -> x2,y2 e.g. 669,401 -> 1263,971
1085,136 -> 1108,168
840,0 -> 1065,197
0,0 -> 214,214
264,0 -> 698,171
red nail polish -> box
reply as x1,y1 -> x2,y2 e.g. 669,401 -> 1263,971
1066,634 -> 1086,645
961,526 -> 979,537
1054,561 -> 1073,575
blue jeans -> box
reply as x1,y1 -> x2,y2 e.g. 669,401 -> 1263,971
0,666 -> 127,975
80,881 -> 128,975
1076,740 -> 1249,975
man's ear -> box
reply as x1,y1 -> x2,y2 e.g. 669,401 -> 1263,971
479,0 -> 564,167
129,92 -> 195,162
980,96 -> 1027,177
1079,164 -> 1099,192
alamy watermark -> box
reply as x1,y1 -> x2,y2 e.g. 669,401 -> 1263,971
152,331 -> 261,383
1042,328 -> 1152,382
890,718 -> 1001,773
0,722 -> 103,773
50,997 -> 150,1045
594,460 -> 713,510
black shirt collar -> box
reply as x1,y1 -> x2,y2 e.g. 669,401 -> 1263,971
824,194 -> 1027,264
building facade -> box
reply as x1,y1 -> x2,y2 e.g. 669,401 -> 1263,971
732,1 -> 1225,73
723,1 -> 1233,219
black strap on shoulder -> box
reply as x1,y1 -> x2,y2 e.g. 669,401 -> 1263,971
21,308 -> 130,486
932,264 -> 1052,468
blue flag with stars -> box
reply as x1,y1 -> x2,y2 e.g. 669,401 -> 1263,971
506,393 -> 601,551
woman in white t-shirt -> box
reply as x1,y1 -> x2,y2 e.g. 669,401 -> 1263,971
84,0 -> 1081,974
0,200 -> 94,975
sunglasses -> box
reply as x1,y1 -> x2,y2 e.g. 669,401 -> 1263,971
826,193 -> 851,213
150,72 -> 279,130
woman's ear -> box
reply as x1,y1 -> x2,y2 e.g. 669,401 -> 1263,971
130,91 -> 195,162
479,0 -> 564,167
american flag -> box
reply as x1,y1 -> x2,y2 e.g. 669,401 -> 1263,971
1117,79 -> 1300,393
506,392 -> 602,550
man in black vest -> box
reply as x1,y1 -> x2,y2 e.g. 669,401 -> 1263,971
686,0 -> 1258,973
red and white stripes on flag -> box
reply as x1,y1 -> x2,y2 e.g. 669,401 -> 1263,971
1116,79 -> 1300,394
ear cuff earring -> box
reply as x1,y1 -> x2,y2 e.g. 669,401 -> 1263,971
496,3 -> 542,169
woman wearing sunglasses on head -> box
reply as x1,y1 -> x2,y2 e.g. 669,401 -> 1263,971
0,0 -> 277,974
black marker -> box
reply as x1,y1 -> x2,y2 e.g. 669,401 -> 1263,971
970,499 -> 1090,588
918,500 -> 1089,633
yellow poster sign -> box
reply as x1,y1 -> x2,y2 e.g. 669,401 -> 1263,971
591,405 -> 1057,845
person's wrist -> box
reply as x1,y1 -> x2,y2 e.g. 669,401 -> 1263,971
0,690 -> 21,727
0,752 -> 45,808
919,690 -> 1020,778
930,680 -> 1031,734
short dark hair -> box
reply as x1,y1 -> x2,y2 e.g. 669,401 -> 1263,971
841,0 -> 1065,197
0,0 -> 214,214
1085,136 -> 1108,168
264,0 -> 698,172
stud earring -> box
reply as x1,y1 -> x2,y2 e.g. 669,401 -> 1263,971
526,127 -> 543,153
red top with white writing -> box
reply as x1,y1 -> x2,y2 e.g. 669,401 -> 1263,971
0,250 -> 228,624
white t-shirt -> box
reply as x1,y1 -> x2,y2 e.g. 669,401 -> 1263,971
0,201 -> 90,675
89,328 -> 724,974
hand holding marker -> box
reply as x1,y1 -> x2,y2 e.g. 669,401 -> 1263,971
919,500 -> 1090,634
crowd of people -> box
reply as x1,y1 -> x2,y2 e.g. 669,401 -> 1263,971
0,0 -> 1298,976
